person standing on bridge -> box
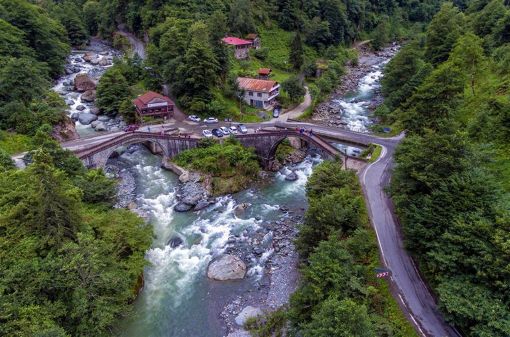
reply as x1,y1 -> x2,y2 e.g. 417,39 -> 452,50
309,129 -> 313,136
148,126 -> 151,133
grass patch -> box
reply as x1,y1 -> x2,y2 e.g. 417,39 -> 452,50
245,308 -> 288,337
0,131 -> 32,155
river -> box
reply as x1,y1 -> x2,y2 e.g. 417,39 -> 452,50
53,42 -> 397,337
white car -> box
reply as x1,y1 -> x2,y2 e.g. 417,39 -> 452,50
188,115 -> 201,122
238,124 -> 248,134
220,127 -> 230,135
204,117 -> 219,124
229,126 -> 238,134
202,130 -> 213,138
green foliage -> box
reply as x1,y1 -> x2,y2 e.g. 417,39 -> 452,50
73,169 -> 117,206
174,138 -> 260,194
0,0 -> 70,77
424,3 -> 465,65
302,298 -> 375,337
0,133 -> 150,337
96,68 -> 130,116
386,4 -> 510,335
289,33 -> 304,70
0,148 -> 15,171
289,162 -> 417,336
50,1 -> 89,46
245,308 -> 288,337
371,19 -> 390,50
83,1 -> 101,36
282,76 -> 305,103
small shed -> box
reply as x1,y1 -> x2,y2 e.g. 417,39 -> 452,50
246,33 -> 261,49
258,68 -> 272,79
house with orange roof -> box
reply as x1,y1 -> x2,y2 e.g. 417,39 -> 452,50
237,77 -> 280,109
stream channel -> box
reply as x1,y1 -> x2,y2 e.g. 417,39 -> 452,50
53,41 -> 398,337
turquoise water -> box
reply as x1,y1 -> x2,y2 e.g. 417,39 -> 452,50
118,148 -> 320,337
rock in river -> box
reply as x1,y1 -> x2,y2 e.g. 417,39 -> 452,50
235,306 -> 263,326
207,254 -> 246,281
76,105 -> 86,111
81,90 -> 96,102
78,113 -> 98,125
285,171 -> 298,181
174,202 -> 193,212
74,73 -> 96,92
167,236 -> 184,248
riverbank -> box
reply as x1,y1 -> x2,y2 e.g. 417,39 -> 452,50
313,43 -> 400,131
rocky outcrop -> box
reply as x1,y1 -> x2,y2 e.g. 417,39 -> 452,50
234,203 -> 250,217
207,255 -> 246,281
285,171 -> 298,181
81,90 -> 96,102
78,113 -> 98,125
52,116 -> 79,141
74,73 -> 96,92
174,202 -> 193,212
234,306 -> 263,326
167,235 -> 184,248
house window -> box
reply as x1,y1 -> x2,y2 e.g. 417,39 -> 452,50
257,93 -> 262,97
249,91 -> 253,96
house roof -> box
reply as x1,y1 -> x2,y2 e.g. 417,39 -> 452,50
258,68 -> 272,75
246,34 -> 258,40
237,77 -> 278,93
222,36 -> 253,46
133,91 -> 174,110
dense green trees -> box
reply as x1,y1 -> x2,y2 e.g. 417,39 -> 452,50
96,68 -> 131,116
289,161 -> 416,336
0,130 -> 151,337
381,2 -> 510,336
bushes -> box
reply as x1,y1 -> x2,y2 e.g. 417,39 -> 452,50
173,138 -> 260,194
289,161 -> 417,337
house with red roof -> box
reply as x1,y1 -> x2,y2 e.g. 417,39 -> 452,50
258,68 -> 272,79
237,77 -> 280,109
133,91 -> 174,119
222,36 -> 253,59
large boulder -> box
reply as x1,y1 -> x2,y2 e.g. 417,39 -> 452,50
76,105 -> 86,111
285,171 -> 298,181
235,306 -> 264,326
83,52 -> 96,62
167,236 -> 184,248
81,90 -> 96,102
207,255 -> 246,281
174,202 -> 193,212
99,57 -> 111,66
78,113 -> 98,125
180,181 -> 207,206
74,73 -> 96,92
52,116 -> 79,141
95,122 -> 107,131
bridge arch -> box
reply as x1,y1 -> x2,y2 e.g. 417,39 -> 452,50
99,138 -> 168,167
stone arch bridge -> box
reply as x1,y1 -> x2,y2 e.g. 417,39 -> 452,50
69,130 -> 365,169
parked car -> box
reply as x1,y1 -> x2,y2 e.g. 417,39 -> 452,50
229,126 -> 238,134
212,128 -> 223,137
202,129 -> 213,138
238,124 -> 248,134
188,115 -> 201,122
220,126 -> 230,135
272,106 -> 281,118
124,124 -> 139,132
204,117 -> 219,124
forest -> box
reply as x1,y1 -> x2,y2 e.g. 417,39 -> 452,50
2,0 -> 510,336
379,2 -> 510,336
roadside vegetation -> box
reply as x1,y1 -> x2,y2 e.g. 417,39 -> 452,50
378,3 -> 510,336
173,137 -> 260,195
246,161 -> 417,337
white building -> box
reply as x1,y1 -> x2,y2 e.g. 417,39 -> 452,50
237,77 -> 280,109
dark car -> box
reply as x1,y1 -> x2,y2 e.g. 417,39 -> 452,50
212,128 -> 223,137
124,124 -> 139,132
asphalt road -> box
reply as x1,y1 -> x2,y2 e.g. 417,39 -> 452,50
360,139 -> 459,337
